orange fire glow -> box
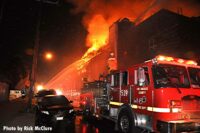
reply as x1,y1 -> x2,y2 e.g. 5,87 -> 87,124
70,0 -> 200,71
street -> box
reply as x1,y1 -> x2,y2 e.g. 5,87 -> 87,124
0,98 -> 118,133
52,116 -> 119,133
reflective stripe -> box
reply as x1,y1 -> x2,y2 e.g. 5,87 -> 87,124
147,107 -> 153,111
109,101 -> 123,106
110,102 -> 138,109
147,107 -> 170,113
131,104 -> 138,109
147,107 -> 181,113
172,108 -> 181,113
109,101 -> 181,113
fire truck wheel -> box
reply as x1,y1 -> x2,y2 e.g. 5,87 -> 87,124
118,108 -> 136,133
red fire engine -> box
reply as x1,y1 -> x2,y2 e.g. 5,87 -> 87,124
80,55 -> 200,133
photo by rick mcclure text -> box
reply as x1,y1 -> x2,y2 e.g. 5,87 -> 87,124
3,126 -> 52,132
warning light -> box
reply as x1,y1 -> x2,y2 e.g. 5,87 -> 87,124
156,55 -> 197,66
157,55 -> 165,61
177,59 -> 184,64
166,57 -> 174,61
186,60 -> 198,65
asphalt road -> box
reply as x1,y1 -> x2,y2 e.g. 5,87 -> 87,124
34,115 -> 119,133
69,115 -> 118,133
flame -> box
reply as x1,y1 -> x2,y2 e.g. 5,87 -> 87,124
83,15 -> 108,59
69,0 -> 200,71
85,15 -> 108,48
74,14 -> 109,70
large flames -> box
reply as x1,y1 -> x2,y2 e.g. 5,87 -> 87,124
76,14 -> 109,70
69,0 -> 200,70
82,15 -> 108,58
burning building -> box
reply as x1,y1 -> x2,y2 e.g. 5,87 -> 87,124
110,9 -> 200,68
45,9 -> 200,106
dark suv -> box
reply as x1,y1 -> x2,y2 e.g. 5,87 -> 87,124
35,95 -> 75,127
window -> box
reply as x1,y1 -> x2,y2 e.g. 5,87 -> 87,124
188,67 -> 200,88
152,64 -> 190,88
144,67 -> 150,86
122,71 -> 128,86
111,73 -> 120,87
114,73 -> 120,87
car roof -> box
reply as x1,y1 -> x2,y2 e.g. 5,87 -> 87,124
41,95 -> 69,103
36,89 -> 56,96
37,89 -> 55,93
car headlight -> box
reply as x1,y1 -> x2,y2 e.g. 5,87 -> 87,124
41,111 -> 49,115
69,109 -> 74,114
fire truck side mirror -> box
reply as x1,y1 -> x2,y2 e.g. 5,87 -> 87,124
111,74 -> 114,86
138,67 -> 146,86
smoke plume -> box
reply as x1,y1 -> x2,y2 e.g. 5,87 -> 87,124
67,0 -> 200,57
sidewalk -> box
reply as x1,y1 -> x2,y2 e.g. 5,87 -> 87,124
0,98 -> 35,133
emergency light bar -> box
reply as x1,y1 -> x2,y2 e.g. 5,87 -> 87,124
154,55 -> 198,66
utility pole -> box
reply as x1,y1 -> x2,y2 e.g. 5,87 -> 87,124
27,1 -> 42,111
27,0 -> 59,111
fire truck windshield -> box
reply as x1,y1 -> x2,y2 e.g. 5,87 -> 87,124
188,67 -> 200,88
152,64 -> 190,88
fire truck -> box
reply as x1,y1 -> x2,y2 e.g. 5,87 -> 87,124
80,55 -> 200,133
80,81 -> 107,116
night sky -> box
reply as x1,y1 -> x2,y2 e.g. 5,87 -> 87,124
0,0 -> 87,84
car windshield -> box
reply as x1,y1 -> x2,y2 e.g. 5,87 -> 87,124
41,96 -> 69,107
36,90 -> 56,97
188,67 -> 200,88
152,64 -> 190,88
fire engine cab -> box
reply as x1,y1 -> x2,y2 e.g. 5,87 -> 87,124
80,55 -> 200,133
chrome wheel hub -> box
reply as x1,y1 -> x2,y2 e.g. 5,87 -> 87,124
120,115 -> 129,133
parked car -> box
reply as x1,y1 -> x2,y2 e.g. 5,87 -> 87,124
35,95 -> 75,127
33,89 -> 56,105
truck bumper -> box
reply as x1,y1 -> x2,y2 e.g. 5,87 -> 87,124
157,120 -> 200,133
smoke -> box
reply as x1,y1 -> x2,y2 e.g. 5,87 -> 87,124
163,0 -> 200,16
66,0 -> 200,53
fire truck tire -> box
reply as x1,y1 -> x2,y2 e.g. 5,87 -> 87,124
118,108 -> 137,133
